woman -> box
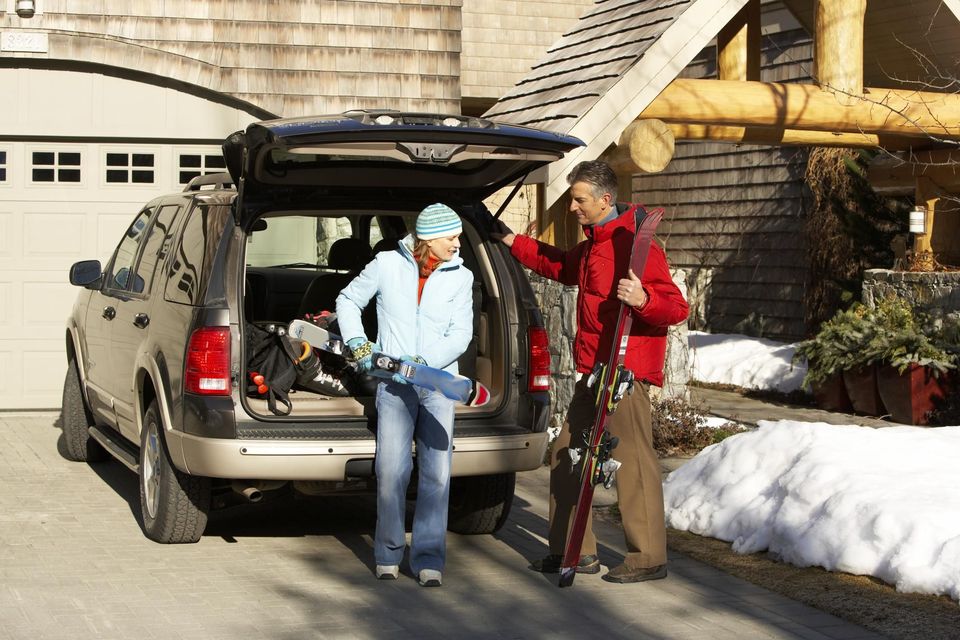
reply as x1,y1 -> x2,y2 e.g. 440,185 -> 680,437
336,203 -> 474,587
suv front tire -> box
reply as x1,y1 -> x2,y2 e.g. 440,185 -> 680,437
60,362 -> 109,463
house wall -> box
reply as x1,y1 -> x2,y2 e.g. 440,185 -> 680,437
1,0 -> 464,117
0,0 -> 590,409
634,28 -> 815,342
460,0 -> 593,113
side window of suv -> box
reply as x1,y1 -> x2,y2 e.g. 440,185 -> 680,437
166,206 -> 207,305
132,204 -> 181,295
165,204 -> 231,305
107,208 -> 154,292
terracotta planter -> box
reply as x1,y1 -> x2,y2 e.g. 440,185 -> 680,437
811,373 -> 854,413
842,365 -> 885,417
876,364 -> 954,425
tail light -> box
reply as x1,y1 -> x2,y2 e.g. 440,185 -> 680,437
528,326 -> 551,392
185,327 -> 231,395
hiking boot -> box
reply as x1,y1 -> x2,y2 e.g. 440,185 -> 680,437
418,569 -> 442,587
529,554 -> 600,574
602,563 -> 667,583
376,564 -> 399,580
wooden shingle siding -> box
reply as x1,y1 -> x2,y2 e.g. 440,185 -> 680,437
460,0 -> 595,103
7,1 -> 464,117
485,0 -> 694,131
636,28 -> 815,342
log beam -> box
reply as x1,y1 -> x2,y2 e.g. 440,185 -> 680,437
717,0 -> 761,82
640,78 -> 960,139
814,0 -> 866,100
601,119 -> 676,175
667,123 -> 927,149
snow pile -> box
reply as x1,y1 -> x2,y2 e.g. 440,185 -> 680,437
664,420 -> 960,601
689,331 -> 806,393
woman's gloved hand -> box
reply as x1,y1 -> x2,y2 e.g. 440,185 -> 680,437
346,338 -> 377,373
391,355 -> 427,385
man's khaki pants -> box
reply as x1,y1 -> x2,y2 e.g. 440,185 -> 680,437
547,377 -> 667,569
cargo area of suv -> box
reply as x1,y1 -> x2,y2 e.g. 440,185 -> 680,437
64,111 -> 583,543
240,209 -> 501,420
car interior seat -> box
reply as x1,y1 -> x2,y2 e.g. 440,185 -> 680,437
297,238 -> 372,319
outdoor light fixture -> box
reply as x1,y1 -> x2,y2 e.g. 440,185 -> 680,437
15,0 -> 36,18
909,204 -> 927,234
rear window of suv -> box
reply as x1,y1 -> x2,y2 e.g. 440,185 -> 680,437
246,215 -> 391,269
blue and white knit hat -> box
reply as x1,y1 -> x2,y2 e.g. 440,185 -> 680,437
415,203 -> 462,240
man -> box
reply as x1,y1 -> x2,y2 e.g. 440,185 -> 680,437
490,160 -> 688,583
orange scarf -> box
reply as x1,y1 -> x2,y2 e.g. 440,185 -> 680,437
417,254 -> 441,303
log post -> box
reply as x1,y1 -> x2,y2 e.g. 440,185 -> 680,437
912,178 -> 938,269
717,0 -> 761,82
814,0 -> 866,102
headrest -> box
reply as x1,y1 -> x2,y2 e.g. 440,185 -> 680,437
328,238 -> 371,271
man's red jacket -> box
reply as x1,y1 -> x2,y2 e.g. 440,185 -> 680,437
510,204 -> 689,386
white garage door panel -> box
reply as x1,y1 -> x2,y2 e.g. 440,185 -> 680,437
20,346 -> 66,408
24,212 -> 86,258
0,349 -> 15,409
0,344 -> 67,410
0,212 -> 12,255
0,281 -> 11,326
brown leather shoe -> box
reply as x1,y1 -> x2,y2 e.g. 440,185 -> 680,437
529,554 -> 600,574
602,563 -> 667,583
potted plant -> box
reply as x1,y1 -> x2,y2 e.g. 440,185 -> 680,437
866,299 -> 957,425
794,304 -> 874,413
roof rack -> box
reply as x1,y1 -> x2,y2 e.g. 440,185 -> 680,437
183,172 -> 235,192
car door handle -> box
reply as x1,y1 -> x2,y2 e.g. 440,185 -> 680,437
133,313 -> 150,329
102,306 -> 116,320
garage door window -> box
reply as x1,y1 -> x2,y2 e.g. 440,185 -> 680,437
178,152 -> 226,185
106,152 -> 155,184
32,150 -> 81,183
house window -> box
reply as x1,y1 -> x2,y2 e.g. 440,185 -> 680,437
178,152 -> 226,185
106,152 -> 155,184
32,150 -> 81,183
0,150 -> 7,183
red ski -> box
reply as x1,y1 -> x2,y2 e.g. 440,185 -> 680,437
558,207 -> 664,587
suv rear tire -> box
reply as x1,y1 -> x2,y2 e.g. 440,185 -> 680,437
139,401 -> 211,543
61,362 -> 109,463
447,472 -> 516,534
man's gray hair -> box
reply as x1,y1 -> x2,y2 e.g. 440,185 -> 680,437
566,160 -> 617,201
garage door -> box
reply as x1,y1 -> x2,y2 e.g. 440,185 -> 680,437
0,67 -> 258,409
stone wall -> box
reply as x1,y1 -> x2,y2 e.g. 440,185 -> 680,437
862,269 -> 960,321
527,269 -> 689,433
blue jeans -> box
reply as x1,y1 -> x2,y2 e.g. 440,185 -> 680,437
374,380 -> 455,573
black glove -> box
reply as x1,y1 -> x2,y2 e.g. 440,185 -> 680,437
488,216 -> 514,243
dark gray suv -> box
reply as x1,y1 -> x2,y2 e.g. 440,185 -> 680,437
63,111 -> 583,543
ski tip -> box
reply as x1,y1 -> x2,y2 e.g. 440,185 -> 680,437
558,567 -> 576,588
465,381 -> 491,407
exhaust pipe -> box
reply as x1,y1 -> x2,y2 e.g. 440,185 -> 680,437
231,480 -> 285,503
238,485 -> 262,503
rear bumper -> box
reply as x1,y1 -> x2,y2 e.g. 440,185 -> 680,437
167,430 -> 548,480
